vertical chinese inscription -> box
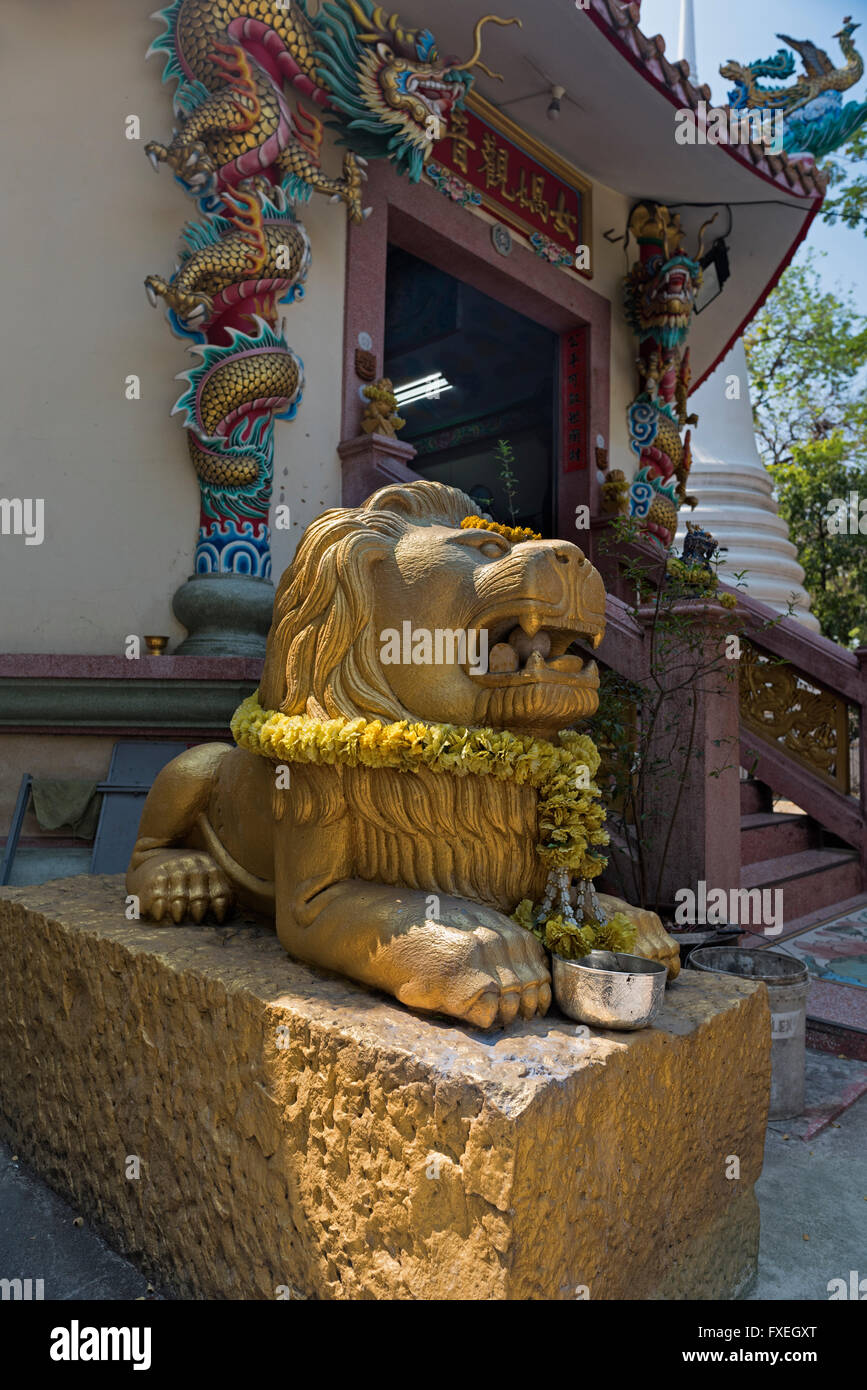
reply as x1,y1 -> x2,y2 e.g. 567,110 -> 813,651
561,328 -> 588,473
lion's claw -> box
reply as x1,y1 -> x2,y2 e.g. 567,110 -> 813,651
130,850 -> 233,926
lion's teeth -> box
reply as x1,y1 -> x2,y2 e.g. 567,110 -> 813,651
488,642 -> 520,673
525,651 -> 546,672
547,654 -> 584,673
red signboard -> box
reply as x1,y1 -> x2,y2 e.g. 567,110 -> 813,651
561,327 -> 589,472
431,95 -> 593,276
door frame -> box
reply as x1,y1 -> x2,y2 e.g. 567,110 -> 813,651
340,160 -> 610,539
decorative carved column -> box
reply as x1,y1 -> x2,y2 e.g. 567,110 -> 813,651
140,2 -> 516,652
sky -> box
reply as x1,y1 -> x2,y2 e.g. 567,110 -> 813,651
640,0 -> 867,315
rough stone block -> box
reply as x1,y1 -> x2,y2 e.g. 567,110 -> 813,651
0,876 -> 770,1300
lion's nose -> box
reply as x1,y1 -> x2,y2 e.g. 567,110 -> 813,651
553,544 -> 585,565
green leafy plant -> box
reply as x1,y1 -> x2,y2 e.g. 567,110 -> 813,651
494,438 -> 520,526
821,125 -> 867,238
590,517 -> 789,917
745,252 -> 867,647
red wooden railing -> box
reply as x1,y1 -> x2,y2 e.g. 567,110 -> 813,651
589,526 -> 866,901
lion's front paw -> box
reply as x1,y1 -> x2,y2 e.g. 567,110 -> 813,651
397,905 -> 552,1029
128,850 -> 233,925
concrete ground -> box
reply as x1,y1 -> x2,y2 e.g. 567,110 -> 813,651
0,1144 -> 164,1300
747,1048 -> 867,1301
1,1048 -> 864,1302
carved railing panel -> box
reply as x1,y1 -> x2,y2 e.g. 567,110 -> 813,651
739,641 -> 852,796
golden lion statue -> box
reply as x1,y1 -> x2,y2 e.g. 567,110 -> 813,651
127,481 -> 677,1027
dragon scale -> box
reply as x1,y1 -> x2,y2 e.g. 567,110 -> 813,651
144,0 -> 518,577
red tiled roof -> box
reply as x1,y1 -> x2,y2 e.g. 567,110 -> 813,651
589,0 -> 827,199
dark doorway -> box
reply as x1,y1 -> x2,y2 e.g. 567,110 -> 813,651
384,247 -> 558,534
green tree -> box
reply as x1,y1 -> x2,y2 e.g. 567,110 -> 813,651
822,126 -> 867,236
744,254 -> 867,647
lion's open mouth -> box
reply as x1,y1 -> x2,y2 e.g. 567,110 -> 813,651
469,614 -> 602,687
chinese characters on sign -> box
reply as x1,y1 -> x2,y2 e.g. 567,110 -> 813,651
431,96 -> 592,276
561,328 -> 588,473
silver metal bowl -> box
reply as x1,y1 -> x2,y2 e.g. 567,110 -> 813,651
552,950 -> 668,1030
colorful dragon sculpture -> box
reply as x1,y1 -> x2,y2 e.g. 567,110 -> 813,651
722,16 -> 867,162
145,0 -> 518,577
622,203 -> 714,549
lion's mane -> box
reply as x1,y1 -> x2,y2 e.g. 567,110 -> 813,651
260,479 -> 479,721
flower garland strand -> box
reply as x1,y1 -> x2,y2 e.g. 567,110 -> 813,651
460,515 -> 542,544
230,693 -> 633,957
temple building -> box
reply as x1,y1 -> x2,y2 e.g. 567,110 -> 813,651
0,0 -> 858,903
2,0 -> 867,1306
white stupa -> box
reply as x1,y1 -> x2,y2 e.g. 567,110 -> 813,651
671,0 -> 818,628
675,340 -> 819,627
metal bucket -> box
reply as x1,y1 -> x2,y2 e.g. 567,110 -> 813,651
688,947 -> 808,1119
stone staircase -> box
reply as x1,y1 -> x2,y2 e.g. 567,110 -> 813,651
740,779 -> 862,931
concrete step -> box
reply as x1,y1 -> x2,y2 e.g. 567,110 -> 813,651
741,848 -> 862,923
740,778 -> 772,816
740,811 -> 816,866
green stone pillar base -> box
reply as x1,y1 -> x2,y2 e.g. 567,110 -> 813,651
172,574 -> 275,658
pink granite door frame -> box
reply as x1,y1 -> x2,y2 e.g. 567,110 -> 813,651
340,161 -> 611,539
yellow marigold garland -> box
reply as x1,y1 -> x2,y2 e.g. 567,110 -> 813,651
461,515 -> 542,544
511,901 -> 636,961
231,693 -> 610,881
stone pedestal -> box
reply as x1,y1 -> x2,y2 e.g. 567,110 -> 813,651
338,433 -> 421,508
0,876 -> 770,1301
172,573 -> 275,657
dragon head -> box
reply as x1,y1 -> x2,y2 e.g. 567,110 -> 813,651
316,1 -> 520,180
623,204 -> 716,350
719,59 -> 751,108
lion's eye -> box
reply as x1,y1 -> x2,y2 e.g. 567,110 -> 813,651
480,541 -> 505,559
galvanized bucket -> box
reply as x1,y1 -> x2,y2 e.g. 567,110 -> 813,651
688,947 -> 808,1119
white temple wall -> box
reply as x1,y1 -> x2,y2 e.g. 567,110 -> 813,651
0,2 -> 641,657
592,182 -> 638,474
0,0 -> 346,656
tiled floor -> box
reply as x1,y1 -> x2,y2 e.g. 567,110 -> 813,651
742,901 -> 867,1036
783,909 -> 867,989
